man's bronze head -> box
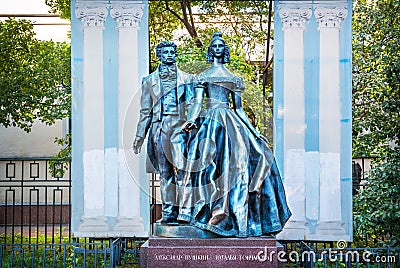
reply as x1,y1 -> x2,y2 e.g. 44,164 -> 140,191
156,41 -> 177,65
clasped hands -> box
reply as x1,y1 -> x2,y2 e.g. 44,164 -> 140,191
181,121 -> 197,132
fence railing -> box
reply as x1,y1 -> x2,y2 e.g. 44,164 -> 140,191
352,156 -> 378,194
0,238 -> 145,267
2,156 -> 391,267
0,157 -> 71,245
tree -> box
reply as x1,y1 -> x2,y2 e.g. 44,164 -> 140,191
151,0 -> 203,48
352,0 -> 400,246
0,18 -> 71,132
45,0 -> 71,20
352,0 -> 400,157
148,1 -> 272,65
353,150 -> 400,247
149,1 -> 274,134
46,0 -> 273,133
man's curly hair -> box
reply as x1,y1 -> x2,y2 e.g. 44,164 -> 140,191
155,41 -> 177,60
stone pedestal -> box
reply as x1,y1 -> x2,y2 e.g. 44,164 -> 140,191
140,237 -> 284,268
153,223 -> 220,238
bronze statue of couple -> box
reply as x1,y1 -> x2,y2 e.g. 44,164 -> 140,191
133,32 -> 291,238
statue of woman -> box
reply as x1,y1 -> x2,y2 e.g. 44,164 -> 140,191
178,32 -> 291,237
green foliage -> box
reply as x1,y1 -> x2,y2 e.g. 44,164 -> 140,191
352,0 -> 400,247
0,232 -> 141,267
49,133 -> 72,177
45,0 -> 71,20
197,0 -> 271,57
149,0 -> 271,64
0,230 -> 71,267
149,1 -> 273,134
175,31 -> 271,133
1,228 -> 70,245
149,0 -> 185,68
353,148 -> 400,247
0,231 -> 113,267
44,0 -> 272,133
352,0 -> 400,157
0,18 -> 71,132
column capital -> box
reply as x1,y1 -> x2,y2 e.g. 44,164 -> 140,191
75,2 -> 108,28
278,5 -> 312,30
315,5 -> 348,30
110,3 -> 144,29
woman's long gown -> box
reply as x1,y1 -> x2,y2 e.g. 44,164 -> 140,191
177,68 -> 291,237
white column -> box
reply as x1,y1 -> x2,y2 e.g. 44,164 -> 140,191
315,5 -> 347,236
110,2 -> 147,236
75,3 -> 108,235
277,5 -> 311,240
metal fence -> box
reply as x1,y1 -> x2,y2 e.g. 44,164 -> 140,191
2,157 -> 399,268
0,238 -> 144,267
0,157 -> 71,245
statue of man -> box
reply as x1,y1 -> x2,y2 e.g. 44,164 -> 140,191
133,41 -> 193,224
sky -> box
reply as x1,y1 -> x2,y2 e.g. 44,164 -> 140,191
1,0 -> 70,42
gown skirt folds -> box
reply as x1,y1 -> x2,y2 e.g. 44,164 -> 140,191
178,83 -> 291,237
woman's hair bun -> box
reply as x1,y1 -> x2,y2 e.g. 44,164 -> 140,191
212,32 -> 223,39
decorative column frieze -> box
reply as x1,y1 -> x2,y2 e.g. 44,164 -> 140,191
74,1 -> 108,236
110,4 -> 144,29
274,0 -> 352,241
110,2 -> 147,236
72,0 -> 150,237
75,3 -> 108,28
279,6 -> 312,30
315,4 -> 348,238
276,4 -> 311,240
315,6 -> 348,29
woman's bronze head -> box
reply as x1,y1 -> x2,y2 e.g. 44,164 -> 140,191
206,32 -> 231,64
